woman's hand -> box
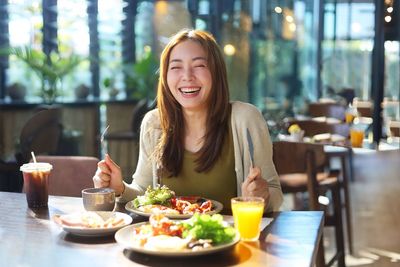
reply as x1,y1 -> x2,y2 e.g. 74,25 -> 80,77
241,166 -> 270,204
93,154 -> 125,196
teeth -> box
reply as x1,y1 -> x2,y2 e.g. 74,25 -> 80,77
180,87 -> 200,93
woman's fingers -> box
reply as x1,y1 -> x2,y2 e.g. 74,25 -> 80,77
242,166 -> 269,199
93,160 -> 113,188
242,166 -> 260,188
105,154 -> 121,173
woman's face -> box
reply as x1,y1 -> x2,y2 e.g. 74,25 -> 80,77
167,40 -> 212,113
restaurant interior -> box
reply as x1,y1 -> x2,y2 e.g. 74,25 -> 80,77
0,1 -> 399,267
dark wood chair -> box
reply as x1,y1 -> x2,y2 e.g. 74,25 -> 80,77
284,119 -> 354,255
34,155 -> 99,197
273,141 -> 345,267
353,100 -> 373,118
17,108 -> 63,165
308,102 -> 346,121
1,108 -> 62,192
104,99 -> 155,142
389,120 -> 400,137
103,99 -> 155,178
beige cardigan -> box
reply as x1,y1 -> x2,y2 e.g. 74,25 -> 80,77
118,101 -> 283,212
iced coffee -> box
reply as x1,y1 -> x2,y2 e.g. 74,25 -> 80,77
20,163 -> 53,208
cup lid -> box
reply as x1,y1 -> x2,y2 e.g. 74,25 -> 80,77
20,162 -> 53,172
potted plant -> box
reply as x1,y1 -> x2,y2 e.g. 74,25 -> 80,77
7,82 -> 27,101
123,51 -> 158,100
103,77 -> 119,99
6,46 -> 83,103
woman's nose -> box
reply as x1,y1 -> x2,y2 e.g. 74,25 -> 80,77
182,67 -> 194,81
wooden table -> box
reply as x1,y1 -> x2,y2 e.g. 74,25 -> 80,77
0,192 -> 324,267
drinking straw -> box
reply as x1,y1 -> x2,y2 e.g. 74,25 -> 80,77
31,151 -> 37,163
30,151 -> 42,178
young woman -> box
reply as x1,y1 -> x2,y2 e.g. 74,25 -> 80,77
93,29 -> 283,212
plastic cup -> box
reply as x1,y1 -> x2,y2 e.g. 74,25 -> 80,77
350,129 -> 364,148
20,162 -> 53,208
231,197 -> 264,242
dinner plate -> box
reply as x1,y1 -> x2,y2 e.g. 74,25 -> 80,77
312,133 -> 346,143
115,223 -> 240,257
54,211 -> 133,237
125,198 -> 223,219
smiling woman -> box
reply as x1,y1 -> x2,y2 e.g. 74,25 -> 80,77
93,29 -> 283,214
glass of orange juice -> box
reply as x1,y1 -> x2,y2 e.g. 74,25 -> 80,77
350,128 -> 364,147
231,197 -> 264,242
345,113 -> 355,124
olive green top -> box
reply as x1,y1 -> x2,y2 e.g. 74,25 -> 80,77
162,123 -> 237,214
120,101 -> 283,213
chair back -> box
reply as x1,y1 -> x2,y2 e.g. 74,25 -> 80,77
131,99 -> 156,135
35,155 -> 99,197
273,141 -> 326,210
18,108 -> 62,164
308,102 -> 346,121
389,120 -> 400,137
287,119 -> 350,138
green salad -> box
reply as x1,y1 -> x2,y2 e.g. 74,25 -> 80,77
133,185 -> 175,208
180,214 -> 237,245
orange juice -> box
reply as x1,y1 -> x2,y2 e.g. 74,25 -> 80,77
231,197 -> 264,241
350,129 -> 364,147
345,113 -> 355,124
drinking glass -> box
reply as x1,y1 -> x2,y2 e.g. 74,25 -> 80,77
20,162 -> 53,208
231,197 -> 264,241
350,128 -> 364,147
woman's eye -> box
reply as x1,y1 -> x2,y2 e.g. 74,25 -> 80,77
170,66 -> 180,70
195,65 -> 206,68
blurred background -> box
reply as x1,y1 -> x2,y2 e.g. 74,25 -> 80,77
0,0 -> 399,179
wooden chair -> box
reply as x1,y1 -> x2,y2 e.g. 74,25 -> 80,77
284,119 -> 355,255
0,108 -> 62,192
389,120 -> 400,137
35,155 -> 99,197
308,102 -> 346,121
273,141 -> 345,267
353,99 -> 373,118
103,99 -> 155,179
17,108 -> 63,165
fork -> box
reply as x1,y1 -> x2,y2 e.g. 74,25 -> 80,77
100,125 -> 110,155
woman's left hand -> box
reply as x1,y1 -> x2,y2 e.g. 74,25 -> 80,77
242,166 -> 270,204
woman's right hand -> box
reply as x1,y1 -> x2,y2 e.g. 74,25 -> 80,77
93,154 -> 125,196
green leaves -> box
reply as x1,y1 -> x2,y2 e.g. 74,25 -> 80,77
181,214 -> 237,245
133,185 -> 175,208
5,46 -> 83,102
124,51 -> 159,99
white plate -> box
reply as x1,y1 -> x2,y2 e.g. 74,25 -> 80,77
125,199 -> 223,219
115,223 -> 240,257
54,211 -> 132,237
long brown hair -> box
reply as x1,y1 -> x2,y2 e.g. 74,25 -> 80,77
156,29 -> 231,176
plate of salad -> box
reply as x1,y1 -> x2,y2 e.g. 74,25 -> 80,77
125,185 -> 223,219
115,213 -> 239,256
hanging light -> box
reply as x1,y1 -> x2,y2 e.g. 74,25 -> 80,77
274,6 -> 282,14
223,44 -> 236,56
